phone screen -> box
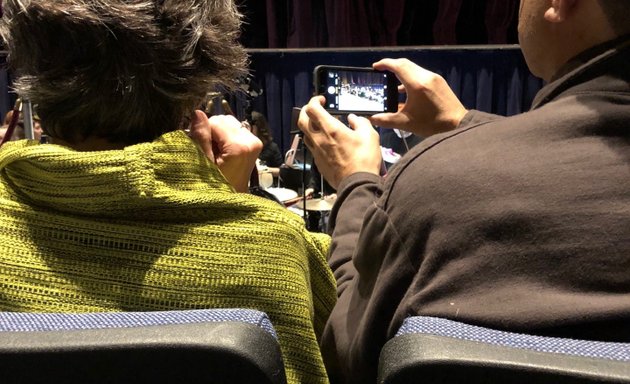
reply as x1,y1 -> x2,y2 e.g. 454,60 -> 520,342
314,66 -> 397,115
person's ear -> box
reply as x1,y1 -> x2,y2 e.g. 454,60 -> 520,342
544,0 -> 578,23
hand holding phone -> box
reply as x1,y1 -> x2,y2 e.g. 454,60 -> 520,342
298,97 -> 383,189
370,58 -> 468,136
313,65 -> 398,115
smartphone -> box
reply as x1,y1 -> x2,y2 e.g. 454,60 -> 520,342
313,65 -> 398,115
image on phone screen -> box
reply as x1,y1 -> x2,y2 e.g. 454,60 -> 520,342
314,65 -> 398,115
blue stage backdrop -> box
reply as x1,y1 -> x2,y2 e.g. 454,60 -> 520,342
245,46 -> 544,154
0,53 -> 13,123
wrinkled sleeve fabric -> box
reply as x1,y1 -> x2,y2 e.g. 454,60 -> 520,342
322,170 -> 416,383
326,172 -> 383,294
321,110 -> 504,383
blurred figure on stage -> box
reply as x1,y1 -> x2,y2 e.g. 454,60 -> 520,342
250,110 -> 283,179
0,1 -> 335,383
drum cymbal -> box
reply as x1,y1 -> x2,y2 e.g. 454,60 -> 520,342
266,187 -> 298,202
304,197 -> 336,211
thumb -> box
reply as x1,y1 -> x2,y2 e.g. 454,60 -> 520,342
369,112 -> 407,129
189,110 -> 215,163
347,113 -> 374,134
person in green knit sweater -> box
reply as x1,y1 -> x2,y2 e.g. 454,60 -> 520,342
0,1 -> 336,383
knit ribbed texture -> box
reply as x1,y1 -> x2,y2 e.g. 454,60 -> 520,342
0,131 -> 337,384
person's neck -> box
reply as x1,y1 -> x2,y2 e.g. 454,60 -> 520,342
548,32 -> 630,82
543,6 -> 619,82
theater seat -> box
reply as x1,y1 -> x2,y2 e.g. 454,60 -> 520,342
378,316 -> 630,384
0,308 -> 287,384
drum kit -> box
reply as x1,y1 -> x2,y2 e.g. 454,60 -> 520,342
258,138 -> 405,232
265,177 -> 336,233
284,194 -> 336,233
302,197 -> 336,211
267,187 -> 336,211
262,124 -> 340,232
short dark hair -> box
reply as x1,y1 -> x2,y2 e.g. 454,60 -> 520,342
0,0 -> 248,145
598,0 -> 630,35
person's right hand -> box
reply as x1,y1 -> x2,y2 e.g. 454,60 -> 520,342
189,110 -> 262,193
370,58 -> 468,137
298,96 -> 382,190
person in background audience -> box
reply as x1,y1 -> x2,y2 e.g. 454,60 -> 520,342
0,1 -> 335,383
2,109 -> 12,125
1,110 -> 43,141
0,110 -> 23,141
0,127 -> 7,142
250,110 -> 283,178
299,0 -> 630,382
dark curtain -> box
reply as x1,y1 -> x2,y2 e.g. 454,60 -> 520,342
246,47 -> 544,154
367,0 -> 406,47
324,0 -> 371,47
287,1 -> 327,48
485,0 -> 519,44
433,0 -> 463,45
397,1 -> 440,45
240,0 -> 520,48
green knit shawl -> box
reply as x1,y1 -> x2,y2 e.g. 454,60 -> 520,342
0,131 -> 336,384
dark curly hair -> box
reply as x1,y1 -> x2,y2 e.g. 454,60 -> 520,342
250,111 -> 273,145
0,0 -> 249,144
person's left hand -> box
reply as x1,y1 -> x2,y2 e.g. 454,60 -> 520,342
298,96 -> 382,189
189,110 -> 262,193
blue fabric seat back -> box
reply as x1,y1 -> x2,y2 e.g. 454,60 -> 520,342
396,316 -> 630,362
379,316 -> 630,384
0,307 -> 278,338
0,308 -> 286,384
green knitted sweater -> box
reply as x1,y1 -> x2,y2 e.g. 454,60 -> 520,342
0,131 -> 336,384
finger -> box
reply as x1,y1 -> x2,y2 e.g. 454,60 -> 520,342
349,114 -> 380,145
303,96 -> 337,137
374,58 -> 424,88
207,114 -> 242,144
297,104 -> 313,134
210,115 -> 263,157
347,113 -> 373,133
369,112 -> 405,128
373,57 -> 416,72
374,58 -> 414,94
189,110 -> 215,163
298,96 -> 326,134
312,95 -> 326,105
241,120 -> 252,132
301,133 -> 314,150
372,58 -> 400,72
